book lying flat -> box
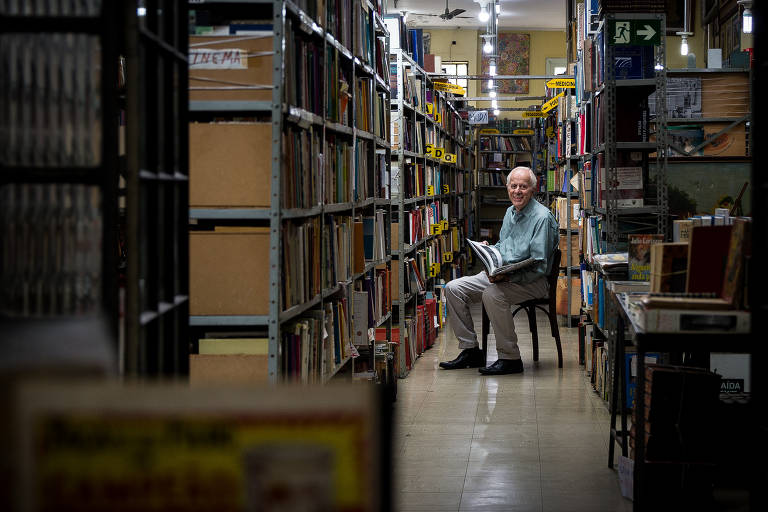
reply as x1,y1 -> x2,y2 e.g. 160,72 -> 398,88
466,239 -> 535,277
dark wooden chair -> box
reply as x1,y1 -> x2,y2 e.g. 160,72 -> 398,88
481,248 -> 563,368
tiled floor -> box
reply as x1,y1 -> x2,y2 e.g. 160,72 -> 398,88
393,304 -> 632,512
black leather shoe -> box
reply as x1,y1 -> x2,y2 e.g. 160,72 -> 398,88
439,347 -> 486,370
478,359 -> 524,375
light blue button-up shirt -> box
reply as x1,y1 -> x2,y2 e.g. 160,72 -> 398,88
493,199 -> 560,283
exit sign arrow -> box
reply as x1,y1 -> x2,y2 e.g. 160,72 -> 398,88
637,24 -> 656,41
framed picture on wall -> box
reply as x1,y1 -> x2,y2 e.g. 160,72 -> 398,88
666,0 -> 695,35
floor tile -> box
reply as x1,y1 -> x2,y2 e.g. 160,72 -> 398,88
393,304 -> 628,511
459,489 -> 543,511
397,492 -> 462,511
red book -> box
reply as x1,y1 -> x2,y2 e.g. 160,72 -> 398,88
686,225 -> 733,296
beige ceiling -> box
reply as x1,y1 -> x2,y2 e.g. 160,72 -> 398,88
387,0 -> 567,31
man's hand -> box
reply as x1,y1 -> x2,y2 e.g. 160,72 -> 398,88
485,271 -> 504,283
481,240 -> 489,245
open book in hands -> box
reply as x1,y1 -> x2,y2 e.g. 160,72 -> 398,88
467,239 -> 536,278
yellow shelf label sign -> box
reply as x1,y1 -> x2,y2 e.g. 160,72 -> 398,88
425,143 -> 434,156
442,153 -> 456,164
546,78 -> 576,88
442,252 -> 453,263
522,111 -> 546,118
430,223 -> 442,235
546,127 -> 555,138
479,128 -> 500,134
442,184 -> 450,194
440,220 -> 449,231
429,262 -> 440,276
513,129 -> 534,135
426,185 -> 435,196
434,112 -> 442,123
432,147 -> 445,160
426,103 -> 434,115
433,82 -> 465,96
541,92 -> 565,114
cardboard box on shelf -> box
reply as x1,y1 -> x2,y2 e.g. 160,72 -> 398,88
190,228 -> 270,315
700,73 -> 750,118
556,276 -> 581,316
190,122 -> 271,208
190,354 -> 268,384
189,34 -> 273,102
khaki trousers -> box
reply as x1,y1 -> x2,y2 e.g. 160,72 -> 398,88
444,271 -> 548,360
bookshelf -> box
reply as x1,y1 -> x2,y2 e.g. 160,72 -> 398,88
123,2 -> 190,376
0,4 -> 122,369
541,83 -> 581,325
571,10 -> 670,417
388,46 -> 472,377
187,0 -> 394,386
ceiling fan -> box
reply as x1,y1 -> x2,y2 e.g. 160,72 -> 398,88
439,0 -> 467,20
406,0 -> 470,20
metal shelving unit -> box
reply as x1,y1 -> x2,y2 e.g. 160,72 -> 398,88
389,45 -> 472,377
603,12 -> 668,248
0,3 -> 122,369
124,0 -> 190,376
187,0 -> 393,384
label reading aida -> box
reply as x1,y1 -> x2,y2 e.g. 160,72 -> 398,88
189,49 -> 247,69
721,379 -> 744,393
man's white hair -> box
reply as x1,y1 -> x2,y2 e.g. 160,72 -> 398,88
506,166 -> 537,188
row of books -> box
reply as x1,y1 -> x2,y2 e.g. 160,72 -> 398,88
285,23 -> 324,116
281,297 -> 352,383
282,211 -> 389,311
478,172 -> 506,187
323,215 -> 352,289
326,51 -> 352,126
1,33 -> 102,167
384,16 -> 425,68
353,0 -> 374,66
479,136 -> 532,152
283,130 -> 390,209
0,183 -> 102,317
376,297 -> 438,374
282,218 -> 322,310
480,152 -> 531,170
352,266 -> 391,345
326,0 -> 352,49
283,127 -> 323,209
582,152 -> 646,209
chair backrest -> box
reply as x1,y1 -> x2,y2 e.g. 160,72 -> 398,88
547,248 -> 562,302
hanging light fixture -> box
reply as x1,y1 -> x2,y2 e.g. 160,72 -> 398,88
487,79 -> 494,89
676,31 -> 692,56
483,35 -> 493,54
478,7 -> 490,22
493,109 -> 500,116
489,59 -> 497,76
739,0 -> 753,33
489,90 -> 497,98
495,1 -> 501,14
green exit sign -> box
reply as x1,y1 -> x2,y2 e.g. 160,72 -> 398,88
607,19 -> 661,46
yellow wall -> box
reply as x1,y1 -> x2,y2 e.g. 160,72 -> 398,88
665,2 -> 707,69
426,28 -> 479,98
426,28 -> 566,119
